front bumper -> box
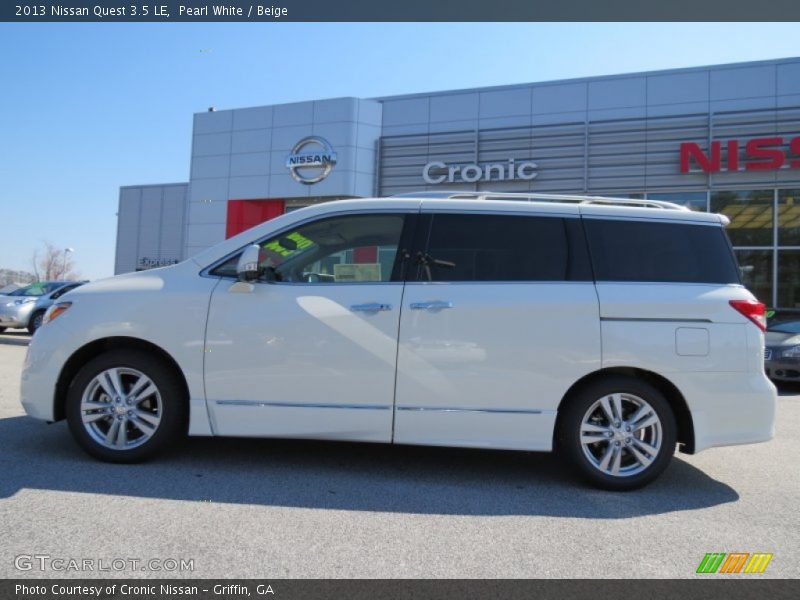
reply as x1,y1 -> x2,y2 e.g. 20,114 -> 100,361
765,350 -> 800,382
20,320 -> 75,422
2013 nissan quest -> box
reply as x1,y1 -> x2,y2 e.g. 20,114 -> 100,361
20,193 -> 777,490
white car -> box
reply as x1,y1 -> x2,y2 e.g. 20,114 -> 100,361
20,194 -> 776,490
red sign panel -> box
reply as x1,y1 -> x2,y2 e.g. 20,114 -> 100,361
226,199 -> 285,238
680,136 -> 800,173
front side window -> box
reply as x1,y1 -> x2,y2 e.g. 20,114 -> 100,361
211,213 -> 407,283
584,219 -> 741,284
415,213 -> 592,282
51,283 -> 82,299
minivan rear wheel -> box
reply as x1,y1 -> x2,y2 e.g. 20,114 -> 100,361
65,349 -> 186,463
558,377 -> 676,490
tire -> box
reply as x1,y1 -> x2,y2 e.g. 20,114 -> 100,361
65,349 -> 187,463
557,376 -> 677,491
0,327 -> 6,333
28,311 -> 45,335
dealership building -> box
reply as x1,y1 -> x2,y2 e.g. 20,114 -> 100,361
116,57 -> 800,308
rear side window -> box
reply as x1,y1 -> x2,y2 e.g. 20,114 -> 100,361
584,219 -> 741,284
51,284 -> 81,299
417,213 -> 592,282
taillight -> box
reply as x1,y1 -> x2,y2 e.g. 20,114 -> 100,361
729,299 -> 766,332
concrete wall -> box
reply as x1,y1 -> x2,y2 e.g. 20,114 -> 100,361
185,97 -> 383,257
114,183 -> 187,275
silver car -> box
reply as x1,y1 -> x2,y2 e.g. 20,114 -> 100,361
0,281 -> 86,334
765,318 -> 800,385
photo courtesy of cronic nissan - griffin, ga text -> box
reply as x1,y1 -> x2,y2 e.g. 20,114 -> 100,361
20,193 -> 777,490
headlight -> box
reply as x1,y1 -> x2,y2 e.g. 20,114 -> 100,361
7,298 -> 35,306
781,345 -> 800,358
42,302 -> 72,326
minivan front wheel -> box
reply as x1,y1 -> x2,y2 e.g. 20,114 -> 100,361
66,349 -> 186,462
559,377 -> 676,490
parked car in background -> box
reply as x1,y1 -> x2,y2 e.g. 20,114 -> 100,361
0,281 -> 87,334
765,318 -> 800,385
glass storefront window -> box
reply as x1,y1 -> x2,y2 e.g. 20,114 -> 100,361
646,191 -> 708,212
710,190 -> 774,247
778,250 -> 800,309
735,249 -> 773,306
778,189 -> 800,246
595,192 -> 644,199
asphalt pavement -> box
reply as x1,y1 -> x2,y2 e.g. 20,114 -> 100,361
0,331 -> 798,578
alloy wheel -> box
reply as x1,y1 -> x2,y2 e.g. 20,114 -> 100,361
579,393 -> 663,477
80,367 -> 162,450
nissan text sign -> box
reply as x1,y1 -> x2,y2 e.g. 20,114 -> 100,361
680,136 -> 800,173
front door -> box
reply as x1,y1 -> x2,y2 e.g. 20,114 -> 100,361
204,211 -> 416,442
393,207 -> 601,451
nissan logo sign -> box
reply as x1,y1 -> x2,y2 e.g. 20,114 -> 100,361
423,159 -> 538,185
285,136 -> 338,184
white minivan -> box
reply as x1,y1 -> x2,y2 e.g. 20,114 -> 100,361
20,193 -> 777,490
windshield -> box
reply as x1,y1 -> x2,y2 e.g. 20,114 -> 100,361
8,282 -> 61,297
767,319 -> 800,334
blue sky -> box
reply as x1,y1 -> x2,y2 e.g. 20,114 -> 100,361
1,22 -> 798,280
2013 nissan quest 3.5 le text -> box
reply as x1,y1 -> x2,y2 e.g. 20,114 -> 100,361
20,193 -> 777,490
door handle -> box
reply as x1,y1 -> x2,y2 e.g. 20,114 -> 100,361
409,300 -> 454,310
350,302 -> 392,312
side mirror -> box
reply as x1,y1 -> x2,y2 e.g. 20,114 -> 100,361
236,245 -> 262,282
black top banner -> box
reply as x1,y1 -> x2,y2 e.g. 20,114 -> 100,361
4,0 -> 800,22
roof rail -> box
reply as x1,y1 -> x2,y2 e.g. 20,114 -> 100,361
391,191 -> 690,211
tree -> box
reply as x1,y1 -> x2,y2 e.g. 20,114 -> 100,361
30,242 -> 80,281
0,269 -> 35,287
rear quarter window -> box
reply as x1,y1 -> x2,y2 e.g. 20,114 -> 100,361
584,218 -> 741,284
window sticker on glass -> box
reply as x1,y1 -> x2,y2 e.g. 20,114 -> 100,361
333,263 -> 382,282
263,231 -> 314,258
